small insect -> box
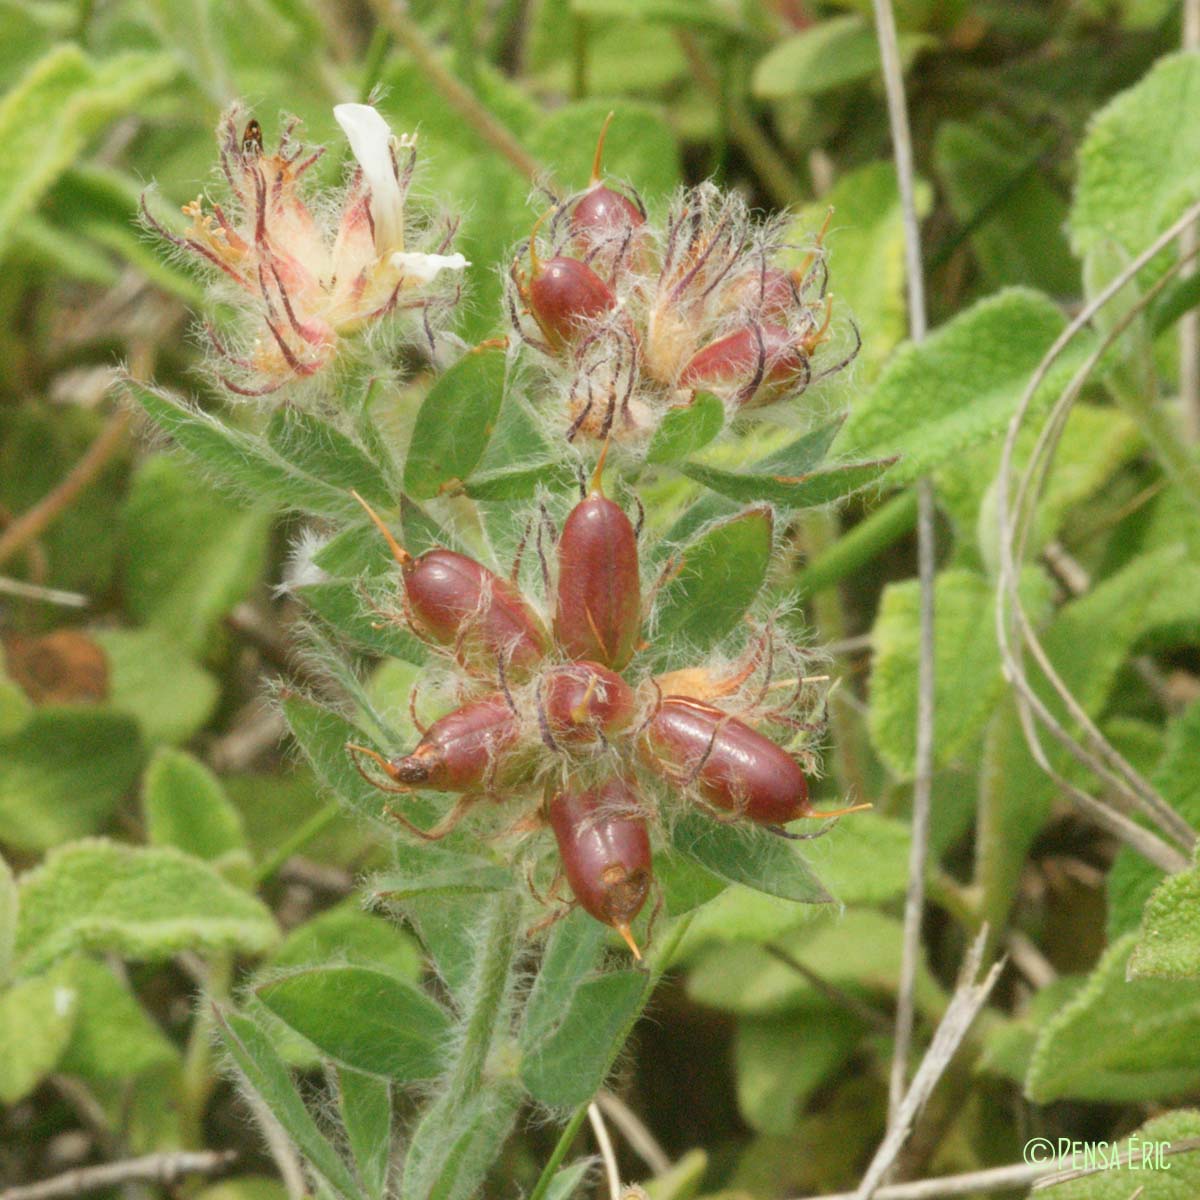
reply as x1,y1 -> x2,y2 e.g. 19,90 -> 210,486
547,777 -> 653,959
241,118 -> 263,157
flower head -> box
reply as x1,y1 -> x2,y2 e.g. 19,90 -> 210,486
145,103 -> 467,398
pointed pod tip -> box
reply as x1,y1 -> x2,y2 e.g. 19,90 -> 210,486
350,489 -> 411,567
615,922 -> 643,961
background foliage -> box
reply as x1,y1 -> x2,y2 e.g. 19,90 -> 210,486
3,2 -> 1200,1200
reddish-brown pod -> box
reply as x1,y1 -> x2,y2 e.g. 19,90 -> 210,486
641,696 -> 830,826
354,493 -> 548,679
548,777 -> 652,957
363,694 -> 523,793
542,661 -> 637,746
527,253 -> 616,350
570,113 -> 646,240
553,466 -> 641,670
678,323 -> 807,402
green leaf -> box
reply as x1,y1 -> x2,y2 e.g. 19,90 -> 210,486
839,288 -> 1073,485
257,966 -> 450,1081
735,1008 -> 862,1135
297,579 -> 428,663
281,695 -> 389,823
0,44 -> 177,255
371,851 -> 513,901
791,163 -> 928,382
686,909 -> 939,1017
653,507 -> 772,652
339,1068 -> 392,1200
528,97 -> 681,200
92,628 -> 220,746
0,854 -> 13,984
934,118 -> 1077,295
57,956 -> 177,1081
570,0 -> 741,33
142,749 -> 248,866
752,15 -> 929,99
266,900 -> 422,982
520,969 -> 648,1107
0,959 -> 77,1103
266,408 -> 394,509
1030,1109 -> 1200,1198
14,840 -> 278,975
1129,857 -> 1200,980
976,975 -> 1085,1086
521,909 -> 610,1052
215,1009 -> 360,1200
403,347 -> 506,500
543,1159 -> 594,1200
868,568 -> 1053,778
123,452 -> 272,654
1070,53 -> 1200,265
0,708 -> 142,853
669,813 -> 834,905
125,381 -> 360,518
466,387 -> 575,501
1109,700 -> 1200,941
681,455 -> 893,509
646,394 -> 725,465
1026,934 -> 1200,1102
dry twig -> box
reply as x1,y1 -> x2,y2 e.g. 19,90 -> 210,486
0,1150 -> 237,1200
870,0 -> 937,1132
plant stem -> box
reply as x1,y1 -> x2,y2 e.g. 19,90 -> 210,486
368,0 -> 544,184
527,1104 -> 592,1200
1109,365 -> 1200,516
0,1151 -> 238,1200
674,30 -> 802,208
449,890 -> 522,1099
0,409 -> 130,570
794,490 -> 918,598
253,801 -> 342,884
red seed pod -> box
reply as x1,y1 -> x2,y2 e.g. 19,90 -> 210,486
527,254 -> 616,349
570,112 -> 646,241
678,323 -> 807,401
366,693 -> 523,793
354,494 -> 548,679
542,661 -> 637,746
553,470 -> 641,670
548,777 -> 652,957
640,696 -> 813,825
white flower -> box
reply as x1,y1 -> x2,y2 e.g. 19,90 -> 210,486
333,102 -> 407,255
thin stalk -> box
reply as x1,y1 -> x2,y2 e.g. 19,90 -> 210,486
253,801 -> 342,884
674,29 -> 802,208
1182,0 -> 1200,439
870,0 -> 936,1139
527,1104 -> 592,1200
368,0 -> 543,184
794,490 -> 918,598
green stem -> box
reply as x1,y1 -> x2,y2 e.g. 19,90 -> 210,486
1109,368 -> 1200,517
359,25 -> 393,101
179,956 -> 233,1148
253,801 -> 341,884
527,1103 -> 592,1200
449,890 -> 522,1099
793,489 -> 918,598
368,0 -> 544,184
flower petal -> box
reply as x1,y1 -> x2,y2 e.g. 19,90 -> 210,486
333,103 -> 406,254
390,251 -> 470,284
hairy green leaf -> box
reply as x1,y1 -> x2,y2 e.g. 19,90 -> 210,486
1027,934 -> 1200,1102
1129,856 -> 1200,980
215,1009 -> 359,1200
143,748 -> 248,866
257,966 -> 450,1080
0,959 -> 77,1103
266,408 -> 394,509
15,840 -> 277,975
339,1068 -> 392,1200
646,393 -> 725,465
404,347 -> 506,499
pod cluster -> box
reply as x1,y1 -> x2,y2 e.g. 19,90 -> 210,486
506,119 -> 858,445
348,477 -> 858,958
